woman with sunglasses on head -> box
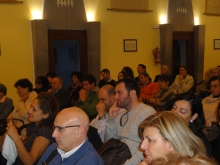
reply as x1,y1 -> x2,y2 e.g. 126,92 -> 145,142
171,92 -> 212,157
34,76 -> 50,94
138,111 -> 211,165
5,92 -> 59,165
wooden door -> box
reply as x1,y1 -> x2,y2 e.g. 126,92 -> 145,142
172,31 -> 194,78
48,30 -> 88,76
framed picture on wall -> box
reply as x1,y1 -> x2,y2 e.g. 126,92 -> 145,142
214,39 -> 220,50
124,39 -> 137,52
205,0 -> 220,15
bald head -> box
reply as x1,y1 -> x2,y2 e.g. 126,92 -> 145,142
99,84 -> 115,95
57,107 -> 89,131
52,107 -> 90,152
98,85 -> 115,112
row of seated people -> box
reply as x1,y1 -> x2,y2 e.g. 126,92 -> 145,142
0,75 -> 220,164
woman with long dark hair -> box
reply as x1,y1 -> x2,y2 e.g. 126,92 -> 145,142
6,92 -> 59,165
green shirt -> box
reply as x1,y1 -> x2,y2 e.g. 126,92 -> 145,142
75,91 -> 99,121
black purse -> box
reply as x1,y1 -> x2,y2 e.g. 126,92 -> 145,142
0,120 -> 7,135
98,138 -> 131,165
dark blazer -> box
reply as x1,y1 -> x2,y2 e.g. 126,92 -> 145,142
0,97 -> 13,122
54,87 -> 71,111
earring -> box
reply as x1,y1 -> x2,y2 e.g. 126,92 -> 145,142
190,120 -> 193,123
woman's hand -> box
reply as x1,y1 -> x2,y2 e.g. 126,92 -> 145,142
6,123 -> 20,142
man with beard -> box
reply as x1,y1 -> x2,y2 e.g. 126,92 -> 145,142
104,78 -> 156,165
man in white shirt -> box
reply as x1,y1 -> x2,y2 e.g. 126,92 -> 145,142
90,85 -> 115,142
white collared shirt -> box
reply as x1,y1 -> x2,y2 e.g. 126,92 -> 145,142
57,140 -> 86,160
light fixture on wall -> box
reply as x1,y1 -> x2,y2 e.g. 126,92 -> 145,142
57,0 -> 74,8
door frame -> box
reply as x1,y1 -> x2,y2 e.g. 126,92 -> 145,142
48,30 -> 88,75
172,31 -> 194,78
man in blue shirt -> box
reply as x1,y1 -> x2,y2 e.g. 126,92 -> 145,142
37,107 -> 103,165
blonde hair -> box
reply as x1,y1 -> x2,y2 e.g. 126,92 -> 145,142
152,154 -> 217,165
139,111 -> 207,157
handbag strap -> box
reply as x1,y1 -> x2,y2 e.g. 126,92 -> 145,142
41,148 -> 58,165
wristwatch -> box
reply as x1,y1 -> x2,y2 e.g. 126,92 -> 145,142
98,114 -> 106,120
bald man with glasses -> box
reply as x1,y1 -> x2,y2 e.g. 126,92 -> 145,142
37,107 -> 103,165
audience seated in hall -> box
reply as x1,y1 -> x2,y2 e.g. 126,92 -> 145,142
103,78 -> 156,165
170,65 -> 194,95
202,76 -> 220,125
147,75 -> 175,111
98,68 -> 116,88
122,66 -> 135,79
7,78 -> 38,139
74,74 -> 99,121
4,92 -> 58,165
48,76 -> 71,111
134,64 -> 146,83
118,71 -> 129,80
34,76 -> 50,94
37,107 -> 103,165
153,65 -> 174,84
171,92 -> 212,157
139,73 -> 159,103
198,67 -> 219,98
68,71 -> 83,106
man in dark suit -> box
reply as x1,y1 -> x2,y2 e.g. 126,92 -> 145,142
50,76 -> 71,110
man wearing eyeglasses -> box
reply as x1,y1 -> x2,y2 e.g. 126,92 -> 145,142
104,78 -> 156,165
37,107 -> 104,165
202,75 -> 220,125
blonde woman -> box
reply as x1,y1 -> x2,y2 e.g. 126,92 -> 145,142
138,111 -> 209,165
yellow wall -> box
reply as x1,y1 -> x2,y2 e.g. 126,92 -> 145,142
0,1 -> 35,103
0,0 -> 220,103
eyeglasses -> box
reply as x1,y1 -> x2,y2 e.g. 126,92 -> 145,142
209,84 -> 220,89
120,112 -> 128,127
53,125 -> 80,132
